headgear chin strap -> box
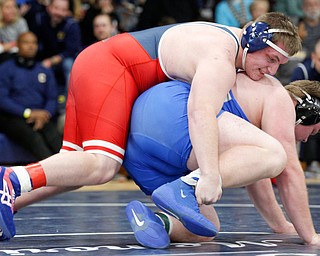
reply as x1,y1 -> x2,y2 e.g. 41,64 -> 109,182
241,22 -> 290,70
292,89 -> 320,126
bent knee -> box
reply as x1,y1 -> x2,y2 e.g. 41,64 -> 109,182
195,236 -> 216,243
171,232 -> 217,243
91,154 -> 121,184
268,139 -> 287,177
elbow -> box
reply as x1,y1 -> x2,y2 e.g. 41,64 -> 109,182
188,103 -> 218,124
270,141 -> 288,178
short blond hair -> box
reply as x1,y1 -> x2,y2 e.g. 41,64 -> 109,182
244,12 -> 301,56
285,80 -> 320,99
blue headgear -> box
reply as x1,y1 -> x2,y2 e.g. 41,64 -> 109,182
241,22 -> 272,53
293,90 -> 320,126
241,22 -> 290,70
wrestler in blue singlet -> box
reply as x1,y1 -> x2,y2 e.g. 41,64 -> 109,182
123,80 -> 249,195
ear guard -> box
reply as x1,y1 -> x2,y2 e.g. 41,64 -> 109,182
240,21 -> 290,70
241,21 -> 290,56
293,90 -> 320,126
241,22 -> 272,53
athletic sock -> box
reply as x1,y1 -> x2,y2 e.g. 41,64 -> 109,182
181,168 -> 222,188
181,168 -> 200,186
155,212 -> 173,235
10,163 -> 46,196
25,163 -> 46,189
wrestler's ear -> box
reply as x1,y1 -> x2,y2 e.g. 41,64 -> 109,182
241,21 -> 272,53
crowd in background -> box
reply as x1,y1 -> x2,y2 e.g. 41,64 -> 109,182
0,0 -> 320,177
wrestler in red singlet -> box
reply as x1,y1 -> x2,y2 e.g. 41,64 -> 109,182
61,25 -> 173,163
61,23 -> 239,164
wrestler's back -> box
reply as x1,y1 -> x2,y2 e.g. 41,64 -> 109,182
232,73 -> 290,129
159,23 -> 242,83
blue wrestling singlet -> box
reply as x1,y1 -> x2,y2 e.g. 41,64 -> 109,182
123,80 -> 249,195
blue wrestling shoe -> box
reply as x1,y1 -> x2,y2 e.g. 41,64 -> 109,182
0,167 -> 16,240
126,200 -> 170,249
152,178 -> 218,237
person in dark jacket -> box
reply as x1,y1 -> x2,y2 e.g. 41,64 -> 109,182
0,31 -> 62,160
28,0 -> 82,95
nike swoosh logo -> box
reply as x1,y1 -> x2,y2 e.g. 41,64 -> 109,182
180,189 -> 187,198
131,209 -> 145,226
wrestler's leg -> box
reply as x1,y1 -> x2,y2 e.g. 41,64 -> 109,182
10,41 -> 132,210
0,153 -> 120,240
169,204 -> 220,243
40,153 -> 120,186
153,112 -> 287,238
12,152 -> 120,211
219,112 -> 286,186
126,198 -> 220,247
14,186 -> 81,211
187,111 -> 287,187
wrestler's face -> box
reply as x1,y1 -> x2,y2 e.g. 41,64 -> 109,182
295,122 -> 320,142
244,42 -> 289,81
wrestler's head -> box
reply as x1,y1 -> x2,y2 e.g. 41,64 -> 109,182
285,80 -> 320,142
242,12 -> 301,56
241,12 -> 301,81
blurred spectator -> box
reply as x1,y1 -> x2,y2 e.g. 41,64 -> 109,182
0,32 -> 62,160
113,0 -> 144,31
215,0 -> 253,27
93,13 -> 117,41
272,0 -> 303,25
19,0 -> 48,28
135,0 -> 201,30
211,0 -> 222,22
0,0 -> 28,63
28,0 -> 82,97
275,0 -> 315,86
68,0 -> 82,20
300,135 -> 320,177
291,38 -> 320,176
291,38 -> 320,81
80,0 -> 119,47
249,0 -> 269,21
197,0 -> 214,21
297,0 -> 320,58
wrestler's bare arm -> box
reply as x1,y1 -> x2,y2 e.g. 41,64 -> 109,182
246,179 -> 296,234
260,85 -> 319,244
189,61 -> 236,205
236,75 -> 295,233
161,25 -> 239,205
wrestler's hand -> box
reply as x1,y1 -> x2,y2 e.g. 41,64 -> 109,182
195,174 -> 222,205
307,234 -> 320,246
272,221 -> 296,234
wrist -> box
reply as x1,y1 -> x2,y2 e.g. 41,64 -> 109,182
23,108 -> 31,119
307,234 -> 319,245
